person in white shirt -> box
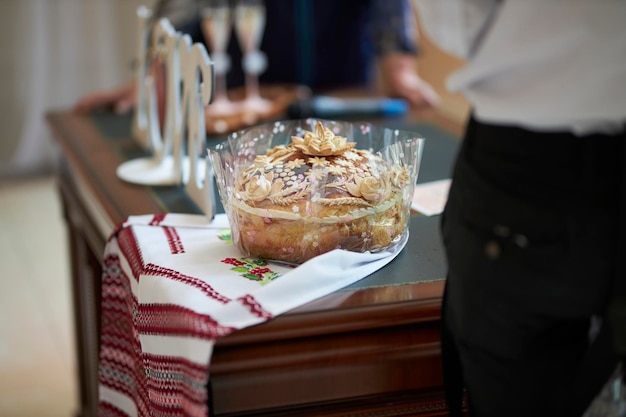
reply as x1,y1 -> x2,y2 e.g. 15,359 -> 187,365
411,1 -> 626,416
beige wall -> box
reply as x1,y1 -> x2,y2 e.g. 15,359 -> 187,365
0,0 -> 156,178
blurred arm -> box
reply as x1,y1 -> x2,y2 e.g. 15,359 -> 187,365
370,0 -> 439,110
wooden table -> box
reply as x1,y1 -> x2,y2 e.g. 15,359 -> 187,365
46,109 -> 462,417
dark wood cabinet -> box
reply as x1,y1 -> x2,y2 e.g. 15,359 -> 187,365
47,109 -> 461,417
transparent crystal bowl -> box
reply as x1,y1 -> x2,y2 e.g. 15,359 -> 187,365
208,119 -> 424,264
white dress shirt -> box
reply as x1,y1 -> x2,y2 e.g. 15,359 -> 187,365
413,0 -> 626,135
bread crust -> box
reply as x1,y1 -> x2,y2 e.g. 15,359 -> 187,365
231,121 -> 410,263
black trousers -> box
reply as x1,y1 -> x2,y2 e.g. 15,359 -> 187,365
441,117 -> 625,417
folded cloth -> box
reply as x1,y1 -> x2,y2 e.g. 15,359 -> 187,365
98,213 -> 407,417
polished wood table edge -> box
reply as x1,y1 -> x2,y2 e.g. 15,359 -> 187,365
212,388 -> 450,417
57,166 -> 108,262
216,281 -> 444,345
46,111 -> 166,226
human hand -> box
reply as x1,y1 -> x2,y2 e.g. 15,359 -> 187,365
73,82 -> 137,114
378,53 -> 439,110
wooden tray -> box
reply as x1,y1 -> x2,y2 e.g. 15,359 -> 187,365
204,84 -> 311,135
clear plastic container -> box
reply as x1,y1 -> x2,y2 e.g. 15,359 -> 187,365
208,119 -> 424,264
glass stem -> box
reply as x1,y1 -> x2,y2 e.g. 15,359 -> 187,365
245,73 -> 260,100
214,73 -> 228,102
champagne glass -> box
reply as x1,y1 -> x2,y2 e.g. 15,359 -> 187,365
200,0 -> 238,115
234,0 -> 271,113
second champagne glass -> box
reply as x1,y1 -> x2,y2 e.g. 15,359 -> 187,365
234,0 -> 271,113
201,0 -> 238,115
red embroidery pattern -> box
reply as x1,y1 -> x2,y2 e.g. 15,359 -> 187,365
100,254 -> 151,417
100,222 -> 285,417
221,257 -> 280,284
149,213 -> 167,226
163,226 -> 185,254
100,254 -> 215,417
237,294 -> 273,320
117,227 -> 145,281
99,402 -> 129,417
143,263 -> 231,304
138,304 -> 234,339
143,353 -> 210,416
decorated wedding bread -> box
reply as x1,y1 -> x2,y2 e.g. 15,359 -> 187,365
214,120 -> 420,264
